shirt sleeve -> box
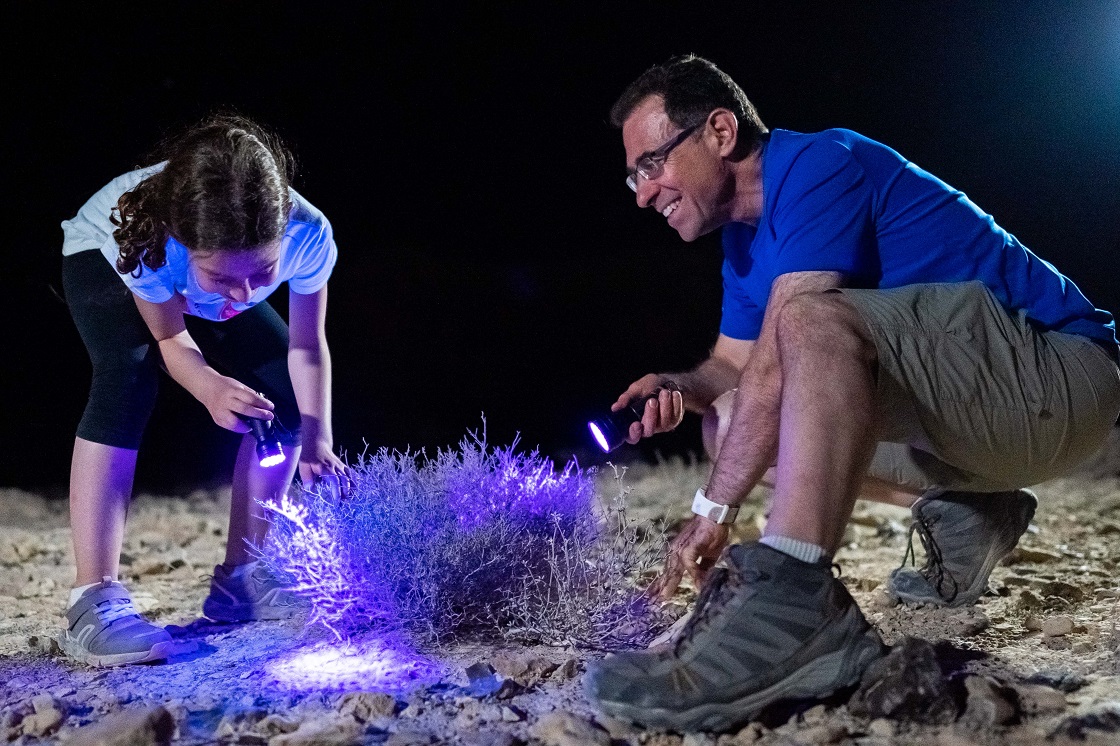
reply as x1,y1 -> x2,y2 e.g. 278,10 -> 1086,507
286,215 -> 339,295
769,138 -> 874,277
719,258 -> 765,340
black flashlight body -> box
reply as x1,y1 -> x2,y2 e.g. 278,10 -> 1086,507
239,415 -> 286,467
588,385 -> 676,453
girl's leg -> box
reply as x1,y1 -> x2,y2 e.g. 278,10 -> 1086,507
224,436 -> 302,566
69,439 -> 137,585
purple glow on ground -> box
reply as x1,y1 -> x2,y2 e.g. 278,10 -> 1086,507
260,452 -> 286,468
264,636 -> 445,693
589,422 -> 610,452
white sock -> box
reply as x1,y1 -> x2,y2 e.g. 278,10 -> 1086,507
760,535 -> 827,564
68,581 -> 104,608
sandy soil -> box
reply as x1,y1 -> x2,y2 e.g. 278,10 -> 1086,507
2,438 -> 1120,745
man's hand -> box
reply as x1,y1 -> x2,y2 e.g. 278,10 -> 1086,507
648,515 -> 730,600
613,374 -> 685,444
299,438 -> 353,498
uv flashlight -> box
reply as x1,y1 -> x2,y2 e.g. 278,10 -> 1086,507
240,415 -> 286,468
588,383 -> 680,453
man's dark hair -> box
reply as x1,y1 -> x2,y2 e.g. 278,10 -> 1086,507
610,54 -> 768,153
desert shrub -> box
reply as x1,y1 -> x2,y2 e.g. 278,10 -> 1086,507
259,428 -> 670,648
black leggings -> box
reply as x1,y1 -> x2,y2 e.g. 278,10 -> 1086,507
63,250 -> 301,450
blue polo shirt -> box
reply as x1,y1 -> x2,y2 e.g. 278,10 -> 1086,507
720,129 -> 1116,346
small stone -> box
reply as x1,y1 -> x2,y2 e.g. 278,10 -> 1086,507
67,705 -> 174,746
729,722 -> 766,743
27,635 -> 61,655
849,637 -> 958,724
500,705 -> 524,722
1013,683 -> 1067,715
1024,615 -> 1044,631
961,675 -> 1017,729
682,733 -> 717,746
399,703 -> 424,719
794,722 -> 848,744
269,715 -> 364,746
1049,701 -> 1120,740
488,651 -> 558,686
549,657 -> 580,681
529,711 -> 610,746
867,590 -> 898,610
385,730 -> 436,746
1041,616 -> 1074,637
1036,581 -> 1085,602
801,704 -> 829,725
868,718 -> 895,737
20,695 -> 65,738
256,714 -> 299,736
1018,589 -> 1044,611
336,691 -> 397,722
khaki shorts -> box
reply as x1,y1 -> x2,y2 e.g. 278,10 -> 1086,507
833,281 -> 1120,492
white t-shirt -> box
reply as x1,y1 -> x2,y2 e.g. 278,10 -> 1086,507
61,164 -> 338,321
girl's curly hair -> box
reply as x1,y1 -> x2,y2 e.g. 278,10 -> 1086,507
111,113 -> 295,276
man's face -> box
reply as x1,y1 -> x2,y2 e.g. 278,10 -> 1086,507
621,96 -> 730,242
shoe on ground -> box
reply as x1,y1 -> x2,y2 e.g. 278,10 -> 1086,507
584,543 -> 885,733
887,488 -> 1037,607
202,560 -> 307,622
59,578 -> 175,667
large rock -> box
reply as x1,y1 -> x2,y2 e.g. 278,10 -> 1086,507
529,711 -> 610,746
488,650 -> 558,687
68,706 -> 175,746
20,694 -> 66,737
848,637 -> 958,724
336,692 -> 398,722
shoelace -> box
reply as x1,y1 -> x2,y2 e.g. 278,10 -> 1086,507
95,597 -> 140,625
672,566 -> 755,654
900,512 -> 958,601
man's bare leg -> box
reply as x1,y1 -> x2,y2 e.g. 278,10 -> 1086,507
703,382 -> 921,512
763,293 -> 881,553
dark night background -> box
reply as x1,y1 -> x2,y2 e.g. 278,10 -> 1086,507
3,2 -> 1119,496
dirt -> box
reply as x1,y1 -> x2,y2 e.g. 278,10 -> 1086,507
3,438 -> 1120,745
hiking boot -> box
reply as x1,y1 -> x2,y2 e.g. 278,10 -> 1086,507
202,560 -> 307,622
887,488 -> 1037,607
59,578 -> 175,667
584,543 -> 885,732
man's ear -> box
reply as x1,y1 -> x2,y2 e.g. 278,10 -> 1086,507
706,109 -> 740,158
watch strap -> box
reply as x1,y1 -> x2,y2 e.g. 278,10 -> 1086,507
691,487 -> 739,525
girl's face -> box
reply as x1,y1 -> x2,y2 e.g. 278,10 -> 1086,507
190,242 -> 282,303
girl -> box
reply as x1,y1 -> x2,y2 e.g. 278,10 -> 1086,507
59,115 -> 349,666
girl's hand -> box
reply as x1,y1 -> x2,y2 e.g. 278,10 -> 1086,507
200,373 -> 275,432
299,438 -> 352,497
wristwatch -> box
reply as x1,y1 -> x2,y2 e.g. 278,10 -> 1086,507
691,487 -> 739,525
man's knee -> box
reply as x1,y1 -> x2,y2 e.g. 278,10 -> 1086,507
702,389 -> 737,461
774,292 -> 875,362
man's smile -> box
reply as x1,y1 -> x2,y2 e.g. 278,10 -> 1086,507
661,198 -> 681,218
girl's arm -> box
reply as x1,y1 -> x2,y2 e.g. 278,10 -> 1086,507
288,285 -> 348,482
133,294 -> 273,432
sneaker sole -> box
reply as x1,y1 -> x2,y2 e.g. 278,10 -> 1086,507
201,598 -> 302,622
888,490 -> 1037,608
594,626 -> 885,732
58,633 -> 178,668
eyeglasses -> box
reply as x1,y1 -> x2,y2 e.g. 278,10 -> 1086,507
626,124 -> 700,193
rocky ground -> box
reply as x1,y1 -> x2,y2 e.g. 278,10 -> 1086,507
3,436 -> 1120,745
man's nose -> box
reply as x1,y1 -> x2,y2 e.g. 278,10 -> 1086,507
634,176 -> 658,209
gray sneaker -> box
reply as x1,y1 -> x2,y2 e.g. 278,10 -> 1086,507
887,488 -> 1037,607
584,543 -> 885,732
60,578 -> 175,667
202,560 -> 307,622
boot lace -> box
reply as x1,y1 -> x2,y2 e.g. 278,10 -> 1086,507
900,511 -> 958,602
673,566 -> 753,654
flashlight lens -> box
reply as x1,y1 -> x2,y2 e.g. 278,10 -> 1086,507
260,452 -> 286,468
589,422 -> 611,452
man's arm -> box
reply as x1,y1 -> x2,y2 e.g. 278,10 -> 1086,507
615,334 -> 754,442
133,294 -> 272,432
649,270 -> 845,598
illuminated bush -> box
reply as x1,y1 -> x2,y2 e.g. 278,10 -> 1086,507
260,429 -> 669,647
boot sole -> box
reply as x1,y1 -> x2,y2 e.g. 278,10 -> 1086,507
58,633 -> 178,668
594,626 -> 885,732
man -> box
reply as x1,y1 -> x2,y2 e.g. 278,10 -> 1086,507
584,55 -> 1120,733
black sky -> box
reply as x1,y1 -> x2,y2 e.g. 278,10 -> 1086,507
4,2 -> 1120,493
